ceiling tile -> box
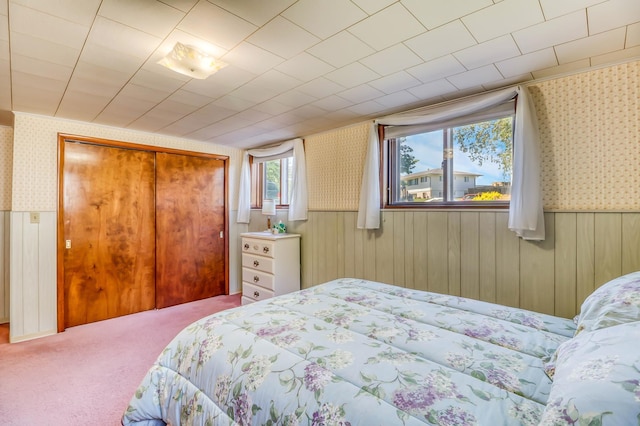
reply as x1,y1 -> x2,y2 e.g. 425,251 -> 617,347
348,3 -> 426,50
11,71 -> 66,99
628,22 -> 640,47
276,52 -> 335,82
68,61 -> 129,96
56,90 -> 111,121
588,0 -> 640,35
349,0 -> 395,15
98,0 -> 184,38
556,27 -> 626,63
496,48 -> 557,78
251,100 -> 295,116
12,0 -> 101,26
531,58 -> 591,79
297,78 -> 345,98
164,90 -> 212,109
128,112 -> 176,133
453,35 -> 520,69
181,65 -> 256,98
513,11 -> 587,54
312,95 -> 354,111
229,70 -> 301,103
591,44 -> 640,66
462,0 -> 544,43
338,84 -> 385,103
283,0 -> 367,39
406,55 -> 466,84
270,90 -> 317,108
88,16 -> 160,59
247,16 -> 320,59
117,83 -> 170,104
306,31 -> 375,68
402,0 -> 492,30
288,104 -> 327,119
405,20 -> 476,62
9,32 -> 80,67
158,0 -> 198,13
178,1 -> 257,49
359,43 -> 423,76
11,53 -> 73,82
347,100 -> 386,115
213,95 -> 257,112
208,0 -> 295,26
80,43 -> 146,75
129,69 -> 187,93
375,90 -> 420,108
446,64 -> 503,90
222,42 -> 285,74
368,71 -> 422,94
154,98 -> 202,116
324,62 -> 380,87
97,97 -> 156,128
10,3 -> 90,49
539,0 -> 614,20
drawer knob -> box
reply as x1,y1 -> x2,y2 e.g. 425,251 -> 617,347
253,276 -> 260,283
243,243 -> 249,250
263,246 -> 270,253
253,260 -> 260,267
254,290 -> 260,298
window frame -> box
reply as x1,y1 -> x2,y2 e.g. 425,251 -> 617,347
383,109 -> 514,210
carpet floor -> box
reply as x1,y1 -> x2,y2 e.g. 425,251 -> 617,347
0,294 -> 241,426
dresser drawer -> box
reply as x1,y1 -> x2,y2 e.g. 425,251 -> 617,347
242,238 -> 275,258
242,281 -> 274,302
242,253 -> 274,274
242,267 -> 275,291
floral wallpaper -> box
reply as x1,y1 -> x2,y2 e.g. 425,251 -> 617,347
530,60 -> 640,210
0,126 -> 12,210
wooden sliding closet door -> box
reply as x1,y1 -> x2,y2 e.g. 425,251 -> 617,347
155,152 -> 226,308
62,142 -> 156,327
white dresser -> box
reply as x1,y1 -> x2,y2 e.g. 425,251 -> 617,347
240,232 -> 301,305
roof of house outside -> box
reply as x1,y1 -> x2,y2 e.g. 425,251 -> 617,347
401,168 -> 482,180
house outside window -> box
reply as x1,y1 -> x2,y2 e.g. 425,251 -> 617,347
387,110 -> 514,206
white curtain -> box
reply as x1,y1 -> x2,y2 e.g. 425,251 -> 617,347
357,122 -> 381,229
236,138 -> 308,224
360,86 -> 544,240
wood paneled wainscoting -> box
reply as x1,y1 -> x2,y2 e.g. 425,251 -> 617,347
249,210 -> 640,319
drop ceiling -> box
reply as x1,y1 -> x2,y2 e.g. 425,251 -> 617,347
0,0 -> 638,149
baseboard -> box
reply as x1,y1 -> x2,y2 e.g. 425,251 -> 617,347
10,329 -> 56,343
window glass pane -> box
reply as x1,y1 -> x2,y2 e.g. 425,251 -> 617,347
264,159 -> 281,204
392,115 -> 512,204
399,130 -> 443,202
453,117 -> 512,201
262,157 -> 293,205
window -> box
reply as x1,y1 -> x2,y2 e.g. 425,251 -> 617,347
253,156 -> 293,206
386,110 -> 514,206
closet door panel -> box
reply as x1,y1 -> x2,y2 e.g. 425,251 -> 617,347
155,152 -> 226,308
62,142 -> 156,327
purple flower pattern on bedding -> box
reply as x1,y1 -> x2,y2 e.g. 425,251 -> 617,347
540,320 -> 640,425
122,278 -> 578,425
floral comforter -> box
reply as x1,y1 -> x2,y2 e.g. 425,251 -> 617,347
122,278 -> 576,425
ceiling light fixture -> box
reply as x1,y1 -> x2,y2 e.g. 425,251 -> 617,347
158,42 -> 227,79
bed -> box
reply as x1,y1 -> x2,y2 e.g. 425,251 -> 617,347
122,273 -> 640,425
